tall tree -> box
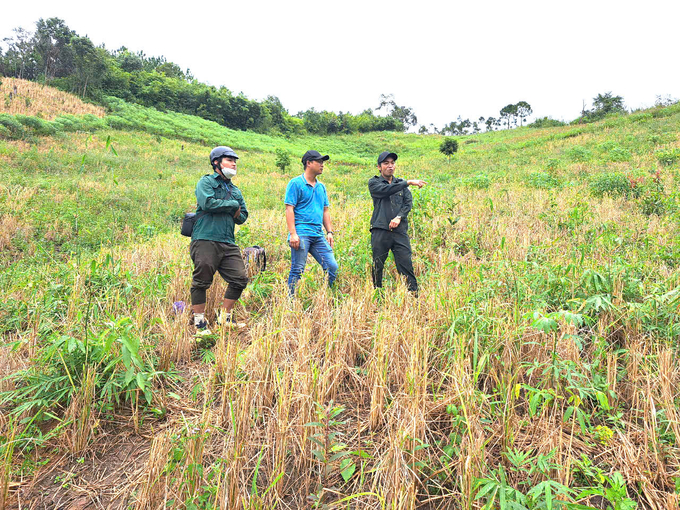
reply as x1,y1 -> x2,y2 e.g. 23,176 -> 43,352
500,103 -> 518,129
34,18 -> 75,81
516,101 -> 532,126
592,92 -> 625,115
2,27 -> 37,79
376,94 -> 417,131
70,36 -> 106,97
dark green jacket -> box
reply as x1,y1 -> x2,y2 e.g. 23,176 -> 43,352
192,172 -> 248,244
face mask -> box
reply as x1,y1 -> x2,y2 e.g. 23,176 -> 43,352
221,167 -> 237,179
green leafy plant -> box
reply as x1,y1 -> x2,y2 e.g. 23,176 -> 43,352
463,173 -> 491,189
305,401 -> 367,487
439,137 -> 459,163
275,147 -> 291,172
589,173 -> 639,199
656,148 -> 680,166
526,171 -> 560,189
579,472 -> 638,510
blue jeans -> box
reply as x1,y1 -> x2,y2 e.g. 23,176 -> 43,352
287,235 -> 339,294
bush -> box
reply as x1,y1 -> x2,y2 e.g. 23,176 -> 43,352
567,146 -> 592,162
15,115 -> 58,136
526,172 -> 560,189
463,173 -> 491,189
529,116 -> 566,128
589,173 -> 639,199
608,146 -> 632,162
639,191 -> 671,216
656,148 -> 680,167
0,114 -> 25,139
440,138 -> 459,162
275,148 -> 291,172
546,158 -> 561,171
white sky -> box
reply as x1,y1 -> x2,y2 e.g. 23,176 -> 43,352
3,0 -> 679,129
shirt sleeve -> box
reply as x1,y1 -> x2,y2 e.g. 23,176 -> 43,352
399,187 -> 413,218
235,190 -> 249,225
323,184 -> 330,208
284,179 -> 298,206
196,177 -> 240,214
368,177 -> 409,199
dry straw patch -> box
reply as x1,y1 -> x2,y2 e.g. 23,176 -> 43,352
0,77 -> 105,119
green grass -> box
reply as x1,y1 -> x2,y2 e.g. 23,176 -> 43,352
1,95 -> 680,508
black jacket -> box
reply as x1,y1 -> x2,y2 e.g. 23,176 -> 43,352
368,176 -> 412,233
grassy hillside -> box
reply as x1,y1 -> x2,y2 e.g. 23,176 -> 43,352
1,92 -> 680,509
0,78 -> 106,119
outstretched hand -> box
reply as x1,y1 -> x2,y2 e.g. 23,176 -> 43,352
407,179 -> 427,188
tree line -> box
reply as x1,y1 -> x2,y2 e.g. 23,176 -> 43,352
421,101 -> 537,136
3,19 -> 666,138
0,18 -> 415,136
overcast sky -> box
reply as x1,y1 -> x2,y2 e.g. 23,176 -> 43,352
3,0 -> 679,129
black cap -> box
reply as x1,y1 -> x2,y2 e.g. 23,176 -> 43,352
302,150 -> 330,164
377,151 -> 398,165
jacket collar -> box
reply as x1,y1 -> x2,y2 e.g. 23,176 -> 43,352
375,175 -> 403,184
209,172 -> 231,185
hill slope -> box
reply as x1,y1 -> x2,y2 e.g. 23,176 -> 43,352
0,77 -> 105,119
1,90 -> 680,508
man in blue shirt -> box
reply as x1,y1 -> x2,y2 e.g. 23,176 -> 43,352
285,150 -> 338,294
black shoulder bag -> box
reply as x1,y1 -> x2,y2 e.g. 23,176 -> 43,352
181,182 -> 233,237
180,210 -> 207,237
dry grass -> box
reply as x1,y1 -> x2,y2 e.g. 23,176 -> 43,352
0,77 -> 105,119
8,224 -> 679,508
2,108 -> 680,508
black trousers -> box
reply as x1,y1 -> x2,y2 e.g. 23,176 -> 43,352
371,229 -> 418,293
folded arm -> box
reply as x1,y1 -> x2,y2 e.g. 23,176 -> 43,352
196,179 -> 240,214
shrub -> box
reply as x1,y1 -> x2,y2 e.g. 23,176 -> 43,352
275,148 -> 291,173
639,191 -> 670,216
656,148 -> 680,167
589,173 -> 639,199
463,173 -> 491,189
639,172 -> 676,216
15,115 -> 57,136
529,116 -> 566,128
567,146 -> 592,162
0,114 -> 25,139
440,138 -> 459,163
546,158 -> 561,171
647,133 -> 675,145
526,172 -> 560,189
560,129 -> 584,139
608,146 -> 632,162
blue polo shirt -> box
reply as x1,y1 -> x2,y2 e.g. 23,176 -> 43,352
284,174 -> 329,237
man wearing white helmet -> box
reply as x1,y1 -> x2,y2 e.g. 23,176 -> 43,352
190,146 -> 249,332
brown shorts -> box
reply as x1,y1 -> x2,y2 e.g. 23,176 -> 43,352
190,240 -> 248,304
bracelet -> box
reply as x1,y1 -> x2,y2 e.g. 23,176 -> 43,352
326,231 -> 334,235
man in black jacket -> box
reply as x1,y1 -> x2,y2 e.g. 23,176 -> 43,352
368,151 -> 426,294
